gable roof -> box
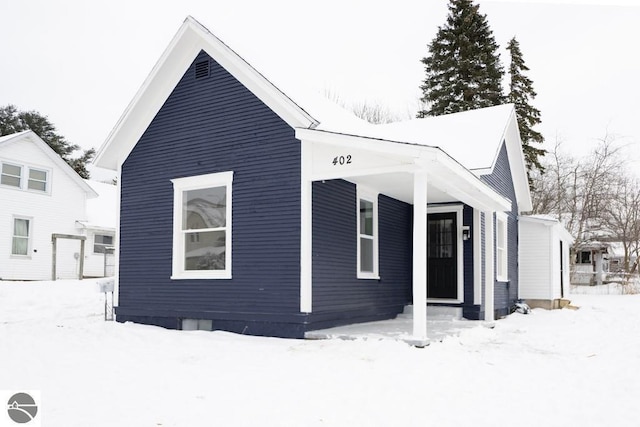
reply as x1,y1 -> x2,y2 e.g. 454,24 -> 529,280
0,130 -> 98,198
95,16 -> 324,170
94,16 -> 531,213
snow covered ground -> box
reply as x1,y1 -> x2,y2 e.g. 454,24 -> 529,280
1,280 -> 639,427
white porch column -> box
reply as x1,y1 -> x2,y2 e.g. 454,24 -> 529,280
484,211 -> 495,322
412,169 -> 428,343
300,142 -> 313,313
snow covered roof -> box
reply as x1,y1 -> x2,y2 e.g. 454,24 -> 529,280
0,130 -> 98,198
78,180 -> 117,230
94,16 -> 531,212
366,104 -> 515,171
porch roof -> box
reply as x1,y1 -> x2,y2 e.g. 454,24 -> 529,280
296,128 -> 512,213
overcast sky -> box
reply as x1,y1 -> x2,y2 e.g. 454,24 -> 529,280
1,0 -> 639,174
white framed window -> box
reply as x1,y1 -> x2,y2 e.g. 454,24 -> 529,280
27,168 -> 48,192
1,161 -> 49,193
11,216 -> 32,256
1,162 -> 22,188
357,187 -> 379,279
171,171 -> 233,279
93,233 -> 114,254
496,213 -> 508,281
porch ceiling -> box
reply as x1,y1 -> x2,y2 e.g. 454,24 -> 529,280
347,172 -> 455,205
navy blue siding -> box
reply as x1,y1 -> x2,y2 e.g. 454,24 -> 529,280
309,180 -> 412,329
117,51 -> 305,337
481,142 -> 519,318
462,204 -> 482,319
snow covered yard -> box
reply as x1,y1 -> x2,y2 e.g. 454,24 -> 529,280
1,280 -> 639,427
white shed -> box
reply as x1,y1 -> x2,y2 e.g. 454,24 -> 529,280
518,215 -> 574,309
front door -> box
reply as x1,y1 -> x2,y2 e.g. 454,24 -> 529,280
428,212 -> 457,299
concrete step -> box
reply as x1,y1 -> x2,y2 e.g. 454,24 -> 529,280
400,305 -> 462,320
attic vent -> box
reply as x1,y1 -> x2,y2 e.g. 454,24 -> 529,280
195,60 -> 210,79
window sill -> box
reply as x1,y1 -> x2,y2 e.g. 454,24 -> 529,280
171,272 -> 232,280
357,274 -> 380,280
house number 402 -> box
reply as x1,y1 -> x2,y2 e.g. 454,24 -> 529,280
332,155 -> 352,166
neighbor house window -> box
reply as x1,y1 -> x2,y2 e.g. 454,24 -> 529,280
1,163 -> 22,188
577,251 -> 592,264
94,234 -> 114,254
1,162 -> 49,193
11,217 -> 31,256
27,168 -> 48,192
357,187 -> 378,279
496,213 -> 508,281
171,171 -> 233,279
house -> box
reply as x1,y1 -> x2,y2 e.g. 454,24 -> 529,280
518,215 -> 573,309
0,131 -> 98,280
94,17 -> 532,344
572,242 -> 609,286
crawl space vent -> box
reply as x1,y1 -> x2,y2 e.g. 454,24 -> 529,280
195,60 -> 210,79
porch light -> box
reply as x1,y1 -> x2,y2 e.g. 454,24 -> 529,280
463,226 -> 471,241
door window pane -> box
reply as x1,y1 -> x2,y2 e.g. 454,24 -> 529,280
429,218 -> 454,258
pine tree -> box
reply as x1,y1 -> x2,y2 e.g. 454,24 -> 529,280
418,0 -> 505,117
506,37 -> 545,176
0,104 -> 94,178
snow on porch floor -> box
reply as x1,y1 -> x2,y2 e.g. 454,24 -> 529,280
305,313 -> 493,345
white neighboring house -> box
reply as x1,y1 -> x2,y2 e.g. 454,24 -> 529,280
77,180 -> 117,277
0,130 -> 105,280
519,215 -> 574,309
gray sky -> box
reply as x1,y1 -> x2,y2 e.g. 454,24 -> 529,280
1,0 -> 639,173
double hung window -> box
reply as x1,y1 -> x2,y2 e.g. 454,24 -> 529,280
357,188 -> 379,279
496,213 -> 508,281
1,162 -> 48,193
12,217 -> 31,256
171,172 -> 233,279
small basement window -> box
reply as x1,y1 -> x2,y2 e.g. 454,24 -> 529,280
182,319 -> 213,331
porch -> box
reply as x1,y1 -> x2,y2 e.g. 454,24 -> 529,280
297,128 -> 512,345
305,306 -> 495,346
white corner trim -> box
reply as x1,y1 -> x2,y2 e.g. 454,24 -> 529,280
300,142 -> 313,313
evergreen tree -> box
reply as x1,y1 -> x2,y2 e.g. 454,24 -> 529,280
418,0 -> 505,117
506,37 -> 545,176
0,104 -> 94,178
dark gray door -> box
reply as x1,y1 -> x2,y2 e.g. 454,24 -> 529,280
428,212 -> 457,299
